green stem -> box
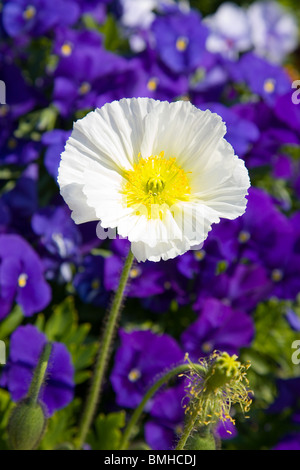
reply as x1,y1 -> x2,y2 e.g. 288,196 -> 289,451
28,342 -> 52,404
175,406 -> 199,450
119,363 -> 206,450
76,249 -> 135,449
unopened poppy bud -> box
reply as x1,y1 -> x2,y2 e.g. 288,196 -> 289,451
7,342 -> 52,450
8,399 -> 47,450
185,430 -> 216,450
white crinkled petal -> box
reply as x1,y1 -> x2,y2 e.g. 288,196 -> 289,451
193,140 -> 250,219
131,238 -> 191,263
60,183 -> 98,224
140,100 -> 227,174
58,98 -> 160,222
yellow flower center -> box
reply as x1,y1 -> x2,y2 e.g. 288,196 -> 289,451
128,368 -> 141,382
23,5 -> 36,20
202,341 -> 213,353
271,269 -> 283,282
18,273 -> 28,288
264,78 -> 276,93
91,279 -> 100,290
147,77 -> 159,91
238,230 -> 250,243
129,267 -> 141,279
61,42 -> 73,57
0,105 -> 9,117
194,249 -> 206,261
79,82 -> 91,95
122,152 -> 191,219
176,36 -> 189,52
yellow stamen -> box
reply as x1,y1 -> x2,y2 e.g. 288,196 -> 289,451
61,42 -> 73,57
18,273 -> 28,288
194,249 -> 205,261
121,151 -> 191,220
0,105 -> 9,117
202,341 -> 213,353
128,368 -> 141,382
264,78 -> 276,93
78,82 -> 91,95
176,36 -> 189,52
271,269 -> 283,282
147,77 -> 158,91
91,279 -> 100,290
238,230 -> 250,243
23,5 -> 36,20
129,267 -> 141,279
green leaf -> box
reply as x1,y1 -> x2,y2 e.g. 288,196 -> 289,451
39,399 -> 81,450
69,341 -> 99,385
42,297 -> 76,342
87,411 -> 126,450
0,305 -> 23,341
0,389 -> 14,450
251,299 -> 300,375
37,297 -> 98,385
99,14 -> 130,53
14,106 -> 58,140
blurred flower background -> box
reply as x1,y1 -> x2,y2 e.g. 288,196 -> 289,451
0,0 -> 300,451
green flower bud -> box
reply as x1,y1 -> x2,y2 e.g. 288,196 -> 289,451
8,399 -> 47,450
185,430 -> 216,450
7,342 -> 52,450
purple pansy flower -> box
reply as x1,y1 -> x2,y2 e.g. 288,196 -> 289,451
228,52 -> 292,106
273,434 -> 300,451
207,187 -> 294,268
104,238 -> 166,299
110,329 -> 184,408
145,382 -> 185,450
41,129 -> 72,180
190,61 -> 230,105
0,200 -> 11,234
176,233 -> 224,282
125,53 -> 189,102
31,205 -> 82,282
104,238 -> 190,312
199,102 -> 260,157
269,377 -> 300,414
51,29 -> 133,116
151,8 -> 210,75
73,254 -> 110,307
194,263 -> 271,314
2,164 -> 38,234
0,325 -> 74,416
215,419 -> 237,440
75,0 -> 111,23
181,297 -> 254,359
274,93 -> 300,136
2,0 -> 80,38
0,234 -> 51,319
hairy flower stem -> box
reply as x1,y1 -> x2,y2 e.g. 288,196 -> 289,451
28,342 -> 53,404
76,249 -> 135,449
119,363 -> 206,450
175,406 -> 200,450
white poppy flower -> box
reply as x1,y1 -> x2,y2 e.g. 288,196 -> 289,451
58,98 -> 250,262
